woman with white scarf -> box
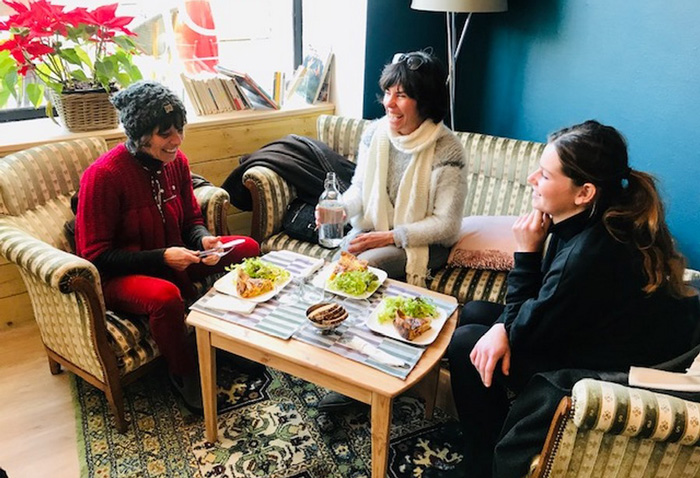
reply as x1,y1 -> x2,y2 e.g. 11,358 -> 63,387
317,50 -> 468,411
337,50 -> 468,288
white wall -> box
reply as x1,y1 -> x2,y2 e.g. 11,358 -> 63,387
302,0 -> 367,118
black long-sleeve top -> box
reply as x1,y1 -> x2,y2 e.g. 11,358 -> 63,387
499,211 -> 700,372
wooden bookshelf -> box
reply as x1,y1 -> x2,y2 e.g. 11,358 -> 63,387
0,103 -> 335,330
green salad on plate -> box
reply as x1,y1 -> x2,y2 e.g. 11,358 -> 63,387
377,296 -> 439,324
327,269 -> 380,296
229,257 -> 289,286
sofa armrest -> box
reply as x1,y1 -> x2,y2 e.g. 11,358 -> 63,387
193,184 -> 230,236
572,378 -> 700,444
243,165 -> 297,243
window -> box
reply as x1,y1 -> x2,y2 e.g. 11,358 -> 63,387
0,0 -> 299,122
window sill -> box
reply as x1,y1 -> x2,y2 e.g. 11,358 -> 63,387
0,103 -> 334,156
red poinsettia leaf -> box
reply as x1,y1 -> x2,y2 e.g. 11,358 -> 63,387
91,3 -> 119,23
3,0 -> 29,15
66,7 -> 96,26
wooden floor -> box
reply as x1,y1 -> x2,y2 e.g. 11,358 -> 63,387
0,322 -> 80,478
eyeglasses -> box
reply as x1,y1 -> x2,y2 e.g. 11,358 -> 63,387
392,52 -> 426,71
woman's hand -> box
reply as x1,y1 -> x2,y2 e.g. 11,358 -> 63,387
347,231 -> 394,254
163,247 -> 200,271
199,236 -> 223,266
512,210 -> 552,253
469,323 -> 511,387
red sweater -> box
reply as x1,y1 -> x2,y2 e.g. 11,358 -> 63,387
75,144 -> 206,278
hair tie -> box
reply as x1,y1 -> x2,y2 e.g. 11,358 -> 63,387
621,166 -> 631,189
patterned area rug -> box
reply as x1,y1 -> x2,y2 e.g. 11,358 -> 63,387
74,360 -> 467,478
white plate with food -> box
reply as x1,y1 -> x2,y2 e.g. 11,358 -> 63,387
214,257 -> 292,303
366,295 -> 447,346
311,251 -> 387,300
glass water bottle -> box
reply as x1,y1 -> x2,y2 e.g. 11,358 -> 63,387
317,172 -> 345,248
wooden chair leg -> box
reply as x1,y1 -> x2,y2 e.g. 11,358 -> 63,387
47,355 -> 61,375
104,375 -> 127,433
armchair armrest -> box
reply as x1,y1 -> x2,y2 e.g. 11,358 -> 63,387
0,219 -> 112,382
193,184 -> 230,236
572,378 -> 700,445
242,165 -> 297,243
0,221 -> 100,293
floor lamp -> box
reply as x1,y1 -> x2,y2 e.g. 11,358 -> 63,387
411,0 -> 507,129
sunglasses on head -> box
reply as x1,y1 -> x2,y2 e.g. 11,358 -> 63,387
392,52 -> 427,71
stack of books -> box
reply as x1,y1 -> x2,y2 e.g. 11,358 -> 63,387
181,73 -> 252,115
215,66 -> 279,110
181,67 -> 280,116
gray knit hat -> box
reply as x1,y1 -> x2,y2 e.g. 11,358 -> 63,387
111,81 -> 187,147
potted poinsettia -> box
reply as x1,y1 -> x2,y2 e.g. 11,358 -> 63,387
0,0 -> 143,131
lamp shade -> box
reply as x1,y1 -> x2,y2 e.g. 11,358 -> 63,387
411,0 -> 507,13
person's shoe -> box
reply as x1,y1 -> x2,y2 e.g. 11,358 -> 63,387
317,391 -> 357,412
169,371 -> 203,414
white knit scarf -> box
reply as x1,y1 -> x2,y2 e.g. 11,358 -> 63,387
362,116 -> 445,286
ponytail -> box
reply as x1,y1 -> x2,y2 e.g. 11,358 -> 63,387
602,169 -> 691,298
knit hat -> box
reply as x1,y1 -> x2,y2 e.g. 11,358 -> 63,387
111,81 -> 187,144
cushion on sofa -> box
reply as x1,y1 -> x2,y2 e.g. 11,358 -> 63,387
448,216 -> 518,271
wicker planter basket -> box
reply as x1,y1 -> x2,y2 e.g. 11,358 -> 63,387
48,88 -> 118,132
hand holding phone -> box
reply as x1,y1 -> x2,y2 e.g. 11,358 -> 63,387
197,238 -> 245,258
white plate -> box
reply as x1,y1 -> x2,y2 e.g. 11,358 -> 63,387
311,263 -> 387,300
213,268 -> 292,303
365,297 -> 448,346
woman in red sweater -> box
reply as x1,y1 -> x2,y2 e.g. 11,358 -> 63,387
75,81 -> 259,411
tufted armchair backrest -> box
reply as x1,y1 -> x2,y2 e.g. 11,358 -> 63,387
316,115 -> 545,219
0,137 -> 108,251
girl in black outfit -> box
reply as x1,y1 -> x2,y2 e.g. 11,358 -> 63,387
448,120 -> 700,478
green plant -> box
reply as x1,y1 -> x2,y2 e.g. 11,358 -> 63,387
0,0 -> 143,109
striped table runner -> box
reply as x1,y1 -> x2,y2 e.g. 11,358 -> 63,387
190,251 -> 457,379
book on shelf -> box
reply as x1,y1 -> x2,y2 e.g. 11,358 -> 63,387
215,65 -> 279,110
273,71 -> 285,106
284,65 -> 307,102
291,50 -> 333,105
629,352 -> 700,392
314,52 -> 333,103
180,73 -> 252,115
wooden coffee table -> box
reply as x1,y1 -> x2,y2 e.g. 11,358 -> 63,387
186,279 -> 457,478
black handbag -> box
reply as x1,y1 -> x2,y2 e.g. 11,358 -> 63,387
282,198 -> 319,243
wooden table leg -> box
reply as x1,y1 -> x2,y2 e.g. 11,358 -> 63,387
195,328 -> 217,443
371,393 -> 392,478
422,365 -> 440,420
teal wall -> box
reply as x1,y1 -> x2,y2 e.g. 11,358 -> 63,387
363,0 -> 445,120
364,0 -> 700,268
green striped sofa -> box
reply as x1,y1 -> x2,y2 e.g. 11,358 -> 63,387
0,138 -> 230,432
243,114 -> 545,305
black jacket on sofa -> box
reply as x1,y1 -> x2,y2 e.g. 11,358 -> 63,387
222,134 -> 356,211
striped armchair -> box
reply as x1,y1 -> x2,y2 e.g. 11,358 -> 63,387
531,379 -> 700,477
0,138 -> 230,432
243,114 -> 544,304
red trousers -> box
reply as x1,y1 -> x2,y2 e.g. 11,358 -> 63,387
102,236 -> 259,375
